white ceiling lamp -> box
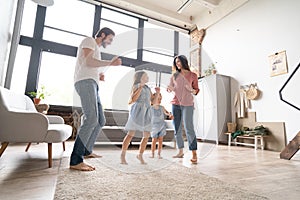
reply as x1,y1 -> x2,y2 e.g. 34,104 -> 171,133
177,0 -> 193,14
31,0 -> 54,7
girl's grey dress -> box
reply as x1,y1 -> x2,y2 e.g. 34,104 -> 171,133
125,85 -> 152,132
151,105 -> 167,138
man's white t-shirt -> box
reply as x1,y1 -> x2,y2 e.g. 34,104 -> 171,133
74,37 -> 106,85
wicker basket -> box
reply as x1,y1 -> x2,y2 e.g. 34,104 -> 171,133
227,122 -> 237,133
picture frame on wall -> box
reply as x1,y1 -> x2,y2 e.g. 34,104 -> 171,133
269,50 -> 288,77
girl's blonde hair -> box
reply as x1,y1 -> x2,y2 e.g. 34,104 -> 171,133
151,92 -> 162,105
128,70 -> 147,104
133,70 -> 146,85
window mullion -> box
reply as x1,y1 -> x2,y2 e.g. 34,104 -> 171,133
93,4 -> 102,37
137,19 -> 144,61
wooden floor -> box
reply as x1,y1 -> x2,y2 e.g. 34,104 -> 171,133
1,141 -> 300,200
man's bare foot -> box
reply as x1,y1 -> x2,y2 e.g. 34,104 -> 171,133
172,153 -> 184,158
120,154 -> 128,165
70,162 -> 95,171
137,154 -> 146,164
149,153 -> 154,158
84,152 -> 102,159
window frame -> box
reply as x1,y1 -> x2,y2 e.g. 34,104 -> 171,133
14,2 -> 181,107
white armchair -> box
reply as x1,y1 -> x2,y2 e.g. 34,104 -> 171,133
0,86 -> 72,167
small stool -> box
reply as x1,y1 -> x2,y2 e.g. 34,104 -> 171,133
224,132 -> 233,146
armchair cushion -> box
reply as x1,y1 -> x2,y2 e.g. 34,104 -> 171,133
47,115 -> 65,124
46,124 -> 72,143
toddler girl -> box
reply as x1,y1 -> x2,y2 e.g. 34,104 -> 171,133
150,92 -> 173,159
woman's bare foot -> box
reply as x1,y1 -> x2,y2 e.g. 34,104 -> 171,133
84,152 -> 102,159
190,158 -> 198,164
70,162 -> 95,171
137,154 -> 146,164
120,153 -> 128,165
191,150 -> 197,164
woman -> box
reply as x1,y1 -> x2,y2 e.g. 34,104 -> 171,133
167,55 -> 199,164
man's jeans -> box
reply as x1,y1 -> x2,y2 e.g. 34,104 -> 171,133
70,79 -> 105,166
172,104 -> 197,151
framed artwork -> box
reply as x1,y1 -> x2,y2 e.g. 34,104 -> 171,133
269,50 -> 288,77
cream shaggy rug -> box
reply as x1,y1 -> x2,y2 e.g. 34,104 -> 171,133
54,152 -> 268,200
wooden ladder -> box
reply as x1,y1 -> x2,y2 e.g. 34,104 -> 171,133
280,131 -> 300,160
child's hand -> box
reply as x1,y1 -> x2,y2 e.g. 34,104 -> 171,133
168,114 -> 174,120
154,87 -> 160,93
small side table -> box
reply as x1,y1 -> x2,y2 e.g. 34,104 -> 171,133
35,104 -> 50,114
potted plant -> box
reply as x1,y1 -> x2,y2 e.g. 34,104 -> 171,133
203,63 -> 217,76
27,85 -> 49,104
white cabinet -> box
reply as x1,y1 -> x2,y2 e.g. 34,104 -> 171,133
193,74 -> 231,144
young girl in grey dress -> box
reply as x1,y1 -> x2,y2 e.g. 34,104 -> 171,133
150,92 -> 173,159
121,71 -> 159,164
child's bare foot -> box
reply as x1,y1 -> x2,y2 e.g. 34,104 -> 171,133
120,154 -> 128,165
137,154 -> 146,164
70,162 -> 95,171
84,152 -> 102,159
149,152 -> 155,158
158,154 -> 163,159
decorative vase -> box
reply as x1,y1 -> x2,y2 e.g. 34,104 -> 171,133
34,98 -> 41,105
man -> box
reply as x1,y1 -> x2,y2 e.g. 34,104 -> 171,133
70,27 -> 122,171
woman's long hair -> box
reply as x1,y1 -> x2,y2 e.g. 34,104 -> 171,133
173,55 -> 190,79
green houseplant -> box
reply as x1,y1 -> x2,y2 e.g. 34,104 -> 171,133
27,85 -> 49,104
203,63 -> 217,76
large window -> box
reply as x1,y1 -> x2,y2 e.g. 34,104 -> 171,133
98,66 -> 134,110
44,0 -> 94,36
101,8 -> 139,28
14,0 -> 187,109
38,52 -> 76,106
20,0 -> 37,37
43,27 -> 86,47
10,46 -> 31,94
43,0 -> 94,45
143,21 -> 174,65
100,8 -> 139,59
179,32 -> 190,56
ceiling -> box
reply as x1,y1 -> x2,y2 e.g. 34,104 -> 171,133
89,0 -> 248,32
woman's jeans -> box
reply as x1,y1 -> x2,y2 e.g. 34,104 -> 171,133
172,104 -> 197,151
70,79 -> 106,166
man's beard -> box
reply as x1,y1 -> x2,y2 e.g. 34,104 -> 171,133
101,42 -> 107,48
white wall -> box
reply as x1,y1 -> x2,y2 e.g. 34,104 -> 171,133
200,0 -> 300,142
0,0 -> 16,86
